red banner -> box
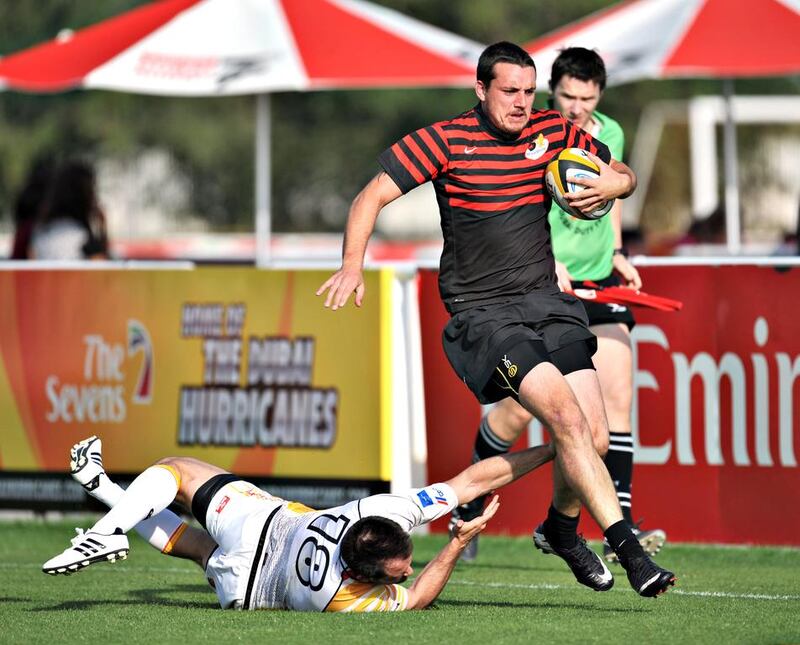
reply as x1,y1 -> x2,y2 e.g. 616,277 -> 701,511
419,264 -> 800,546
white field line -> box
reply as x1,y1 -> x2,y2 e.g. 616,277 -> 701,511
448,580 -> 800,602
6,562 -> 800,603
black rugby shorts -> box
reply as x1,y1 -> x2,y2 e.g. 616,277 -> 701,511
442,288 -> 597,404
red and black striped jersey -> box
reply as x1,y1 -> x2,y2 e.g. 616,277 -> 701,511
378,104 -> 611,314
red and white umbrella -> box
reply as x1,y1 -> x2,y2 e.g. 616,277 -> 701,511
525,0 -> 800,252
525,0 -> 800,88
0,0 -> 483,262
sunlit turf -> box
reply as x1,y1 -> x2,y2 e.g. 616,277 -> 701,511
2,518 -> 799,644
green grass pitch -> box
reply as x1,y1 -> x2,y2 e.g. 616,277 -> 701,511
2,519 -> 799,644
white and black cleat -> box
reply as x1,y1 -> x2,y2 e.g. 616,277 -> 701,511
70,436 -> 105,491
42,528 -> 129,576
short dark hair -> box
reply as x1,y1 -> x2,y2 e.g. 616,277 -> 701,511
549,47 -> 607,92
477,41 -> 536,87
340,516 -> 412,583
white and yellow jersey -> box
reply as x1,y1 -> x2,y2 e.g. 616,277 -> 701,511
203,480 -> 458,612
282,483 -> 458,612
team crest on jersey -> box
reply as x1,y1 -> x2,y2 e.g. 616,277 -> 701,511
525,133 -> 549,160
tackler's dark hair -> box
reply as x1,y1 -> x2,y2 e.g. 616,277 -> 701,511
340,516 -> 412,582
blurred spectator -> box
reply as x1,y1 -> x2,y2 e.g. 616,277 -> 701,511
30,160 -> 110,260
680,207 -> 727,246
663,207 -> 728,256
10,157 -> 56,259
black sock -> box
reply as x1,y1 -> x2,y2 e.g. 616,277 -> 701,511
457,417 -> 514,520
604,519 -> 646,561
473,415 -> 514,462
545,504 -> 580,549
605,432 -> 634,525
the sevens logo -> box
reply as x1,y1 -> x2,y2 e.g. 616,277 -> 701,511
127,319 -> 153,404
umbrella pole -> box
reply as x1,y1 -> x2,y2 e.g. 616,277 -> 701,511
722,78 -> 741,254
255,93 -> 272,267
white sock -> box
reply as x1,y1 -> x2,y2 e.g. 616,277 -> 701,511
91,465 -> 180,536
85,472 -> 123,507
85,472 -> 187,553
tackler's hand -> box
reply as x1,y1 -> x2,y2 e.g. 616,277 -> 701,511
450,495 -> 500,547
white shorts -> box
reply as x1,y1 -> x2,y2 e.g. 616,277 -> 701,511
202,480 -> 284,609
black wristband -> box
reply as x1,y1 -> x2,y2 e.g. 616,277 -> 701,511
613,247 -> 629,258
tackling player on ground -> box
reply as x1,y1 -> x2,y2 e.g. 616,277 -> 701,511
43,435 -> 554,611
451,47 -> 667,565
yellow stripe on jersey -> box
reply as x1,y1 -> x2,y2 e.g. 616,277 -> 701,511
325,580 -> 409,613
286,501 -> 315,514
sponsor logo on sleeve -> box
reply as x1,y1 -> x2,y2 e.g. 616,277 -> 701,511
416,490 -> 433,507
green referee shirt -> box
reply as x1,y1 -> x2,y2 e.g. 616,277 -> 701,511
548,110 -> 624,280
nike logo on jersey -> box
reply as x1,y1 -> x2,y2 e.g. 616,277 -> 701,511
464,146 -> 477,154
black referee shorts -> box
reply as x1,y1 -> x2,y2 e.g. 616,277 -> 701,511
573,274 -> 636,330
442,289 -> 598,404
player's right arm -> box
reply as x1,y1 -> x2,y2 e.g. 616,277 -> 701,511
328,496 -> 499,611
316,171 -> 402,310
404,495 -> 500,609
317,122 -> 449,310
444,444 -> 555,507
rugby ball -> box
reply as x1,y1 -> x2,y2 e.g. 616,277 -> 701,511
545,148 -> 614,220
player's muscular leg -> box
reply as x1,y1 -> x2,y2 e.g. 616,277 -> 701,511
487,397 -> 532,444
550,367 -> 610,516
163,524 -> 218,569
565,368 -> 610,457
518,363 -> 622,529
156,457 -> 229,510
590,323 -> 633,436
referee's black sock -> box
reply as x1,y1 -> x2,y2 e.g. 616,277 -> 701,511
605,431 -> 634,525
473,415 -> 514,462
